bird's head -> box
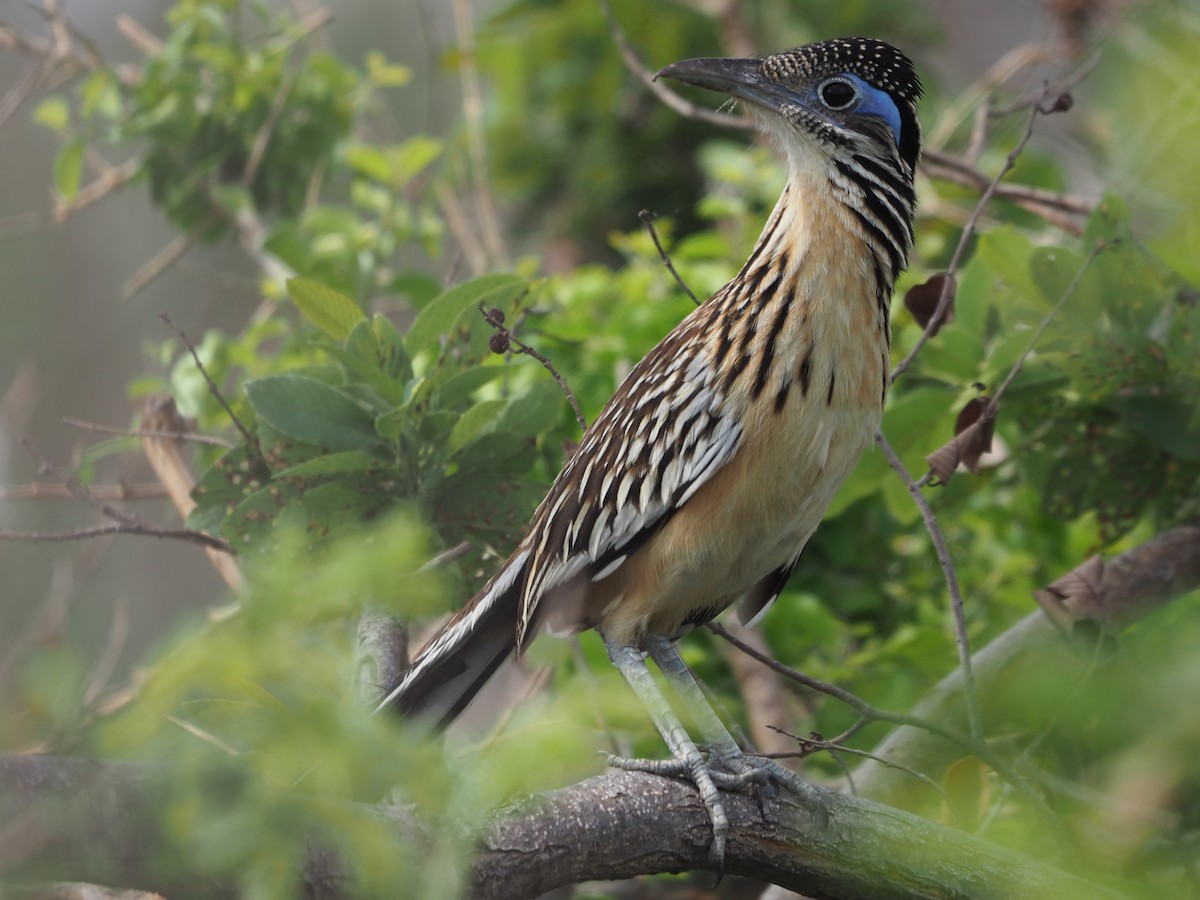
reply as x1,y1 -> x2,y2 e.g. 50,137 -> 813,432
657,38 -> 922,179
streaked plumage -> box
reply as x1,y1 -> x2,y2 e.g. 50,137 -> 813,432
381,36 -> 922,868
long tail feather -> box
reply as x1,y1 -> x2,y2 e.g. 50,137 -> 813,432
378,549 -> 529,729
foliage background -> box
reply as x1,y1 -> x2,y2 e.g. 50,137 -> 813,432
1,0 -> 1198,897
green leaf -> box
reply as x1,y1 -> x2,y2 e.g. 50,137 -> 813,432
495,378 -> 568,437
392,135 -> 443,187
287,278 -> 366,340
405,274 -> 526,356
976,226 -> 1041,307
189,443 -> 271,534
54,138 -> 85,200
1110,394 -> 1200,460
454,432 -> 536,476
224,481 -> 299,547
275,450 -> 378,479
344,144 -> 392,183
370,314 -> 412,383
314,320 -> 406,406
34,96 -> 69,131
375,407 -> 406,441
245,375 -> 379,453
448,400 -> 508,454
366,50 -> 412,87
275,481 -> 388,538
80,70 -> 121,118
435,366 -> 506,409
391,271 -> 442,307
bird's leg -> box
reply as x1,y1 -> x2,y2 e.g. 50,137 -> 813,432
643,634 -> 825,812
603,636 -> 730,871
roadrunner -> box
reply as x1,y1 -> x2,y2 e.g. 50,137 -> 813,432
382,37 -> 922,868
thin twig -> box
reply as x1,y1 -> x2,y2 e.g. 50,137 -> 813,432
708,622 -> 1048,812
241,73 -> 295,190
918,239 -> 1111,487
158,313 -> 261,458
0,521 -> 231,551
82,598 -> 130,707
892,89 -> 1057,384
600,0 -> 754,131
922,149 -> 1093,215
876,432 -> 982,740
989,239 -> 1113,404
62,415 -> 233,447
0,60 -> 37,131
53,157 -> 140,223
21,438 -> 138,526
764,724 -> 956,814
118,225 -> 206,303
418,540 -> 472,572
480,306 -> 588,431
0,481 -> 167,501
639,209 -> 699,306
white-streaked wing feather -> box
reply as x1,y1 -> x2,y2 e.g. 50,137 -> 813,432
515,347 -> 746,641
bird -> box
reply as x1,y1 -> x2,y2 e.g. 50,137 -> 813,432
380,37 -> 922,871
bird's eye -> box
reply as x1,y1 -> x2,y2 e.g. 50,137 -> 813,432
818,78 -> 858,110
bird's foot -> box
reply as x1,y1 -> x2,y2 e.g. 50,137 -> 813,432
708,750 -> 829,824
603,751 -> 731,873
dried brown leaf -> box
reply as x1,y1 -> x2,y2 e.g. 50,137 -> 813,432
904,273 -> 957,336
924,399 -> 997,484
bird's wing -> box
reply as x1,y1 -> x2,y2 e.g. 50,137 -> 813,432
515,330 -> 744,646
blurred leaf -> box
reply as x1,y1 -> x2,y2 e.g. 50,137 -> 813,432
406,274 -> 527,355
287,278 -> 365,340
495,378 -> 568,437
1109,393 -> 1200,460
275,450 -> 378,478
33,95 -> 69,130
447,399 -> 508,453
365,50 -> 412,87
53,138 -> 85,200
435,366 -> 507,409
245,375 -> 379,452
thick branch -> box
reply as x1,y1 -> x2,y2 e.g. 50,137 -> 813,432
854,523 -> 1200,805
1,755 -> 1125,900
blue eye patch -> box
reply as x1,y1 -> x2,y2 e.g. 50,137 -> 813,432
827,73 -> 903,148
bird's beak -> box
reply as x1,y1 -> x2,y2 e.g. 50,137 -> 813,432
655,57 -> 796,116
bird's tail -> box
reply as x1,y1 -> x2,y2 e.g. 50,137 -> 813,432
378,549 -> 529,729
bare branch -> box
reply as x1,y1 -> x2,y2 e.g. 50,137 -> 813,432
0,521 -> 231,552
0,756 -> 1124,899
855,523 -> 1200,805
480,306 -> 588,431
157,314 -> 260,459
138,395 -> 245,591
20,438 -> 139,527
638,209 -> 699,306
62,415 -> 233,447
922,149 -> 1093,216
118,226 -> 207,303
876,431 -> 982,740
601,0 -> 753,131
706,622 -> 1043,809
53,157 -> 140,224
892,89 -> 1056,384
0,481 -> 167,501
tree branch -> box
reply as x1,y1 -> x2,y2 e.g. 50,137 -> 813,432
854,523 -> 1200,806
0,756 -> 1126,900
